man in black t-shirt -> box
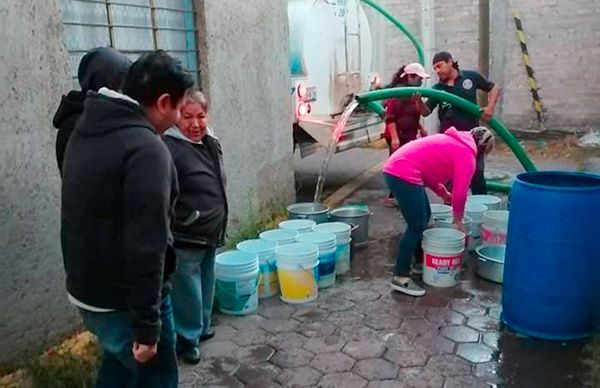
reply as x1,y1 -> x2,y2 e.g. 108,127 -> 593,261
423,51 -> 501,194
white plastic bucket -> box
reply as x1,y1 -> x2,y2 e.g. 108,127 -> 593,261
481,210 -> 509,245
465,202 -> 489,238
422,228 -> 466,287
296,232 -> 337,288
467,195 -> 502,210
279,219 -> 317,234
430,204 -> 452,224
215,250 -> 260,315
433,215 -> 473,251
313,222 -> 352,275
259,228 -> 298,245
275,242 -> 319,304
237,239 -> 279,299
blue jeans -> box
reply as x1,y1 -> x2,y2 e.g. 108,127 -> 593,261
79,296 -> 178,388
171,247 -> 216,347
385,174 -> 431,276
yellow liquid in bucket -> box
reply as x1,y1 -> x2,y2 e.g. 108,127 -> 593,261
277,266 -> 318,301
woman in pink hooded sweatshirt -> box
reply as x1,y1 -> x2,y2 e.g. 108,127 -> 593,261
383,126 -> 495,296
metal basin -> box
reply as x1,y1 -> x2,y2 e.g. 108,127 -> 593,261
329,207 -> 373,248
287,202 -> 330,224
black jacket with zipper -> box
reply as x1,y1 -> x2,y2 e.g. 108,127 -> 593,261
61,90 -> 178,345
164,131 -> 228,248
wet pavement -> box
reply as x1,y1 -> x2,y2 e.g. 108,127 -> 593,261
179,146 -> 599,387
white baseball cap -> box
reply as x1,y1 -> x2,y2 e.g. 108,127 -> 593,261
400,63 -> 430,79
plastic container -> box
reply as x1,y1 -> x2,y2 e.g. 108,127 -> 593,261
237,239 -> 279,299
467,195 -> 503,210
422,228 -> 466,287
465,202 -> 489,239
215,250 -> 260,315
260,228 -> 299,246
481,210 -> 509,245
433,215 -> 473,251
503,171 -> 600,340
430,204 -> 452,224
296,232 -> 337,288
313,222 -> 352,275
279,219 -> 317,234
276,242 -> 319,304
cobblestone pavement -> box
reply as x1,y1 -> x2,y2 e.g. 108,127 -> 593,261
180,152 -> 597,387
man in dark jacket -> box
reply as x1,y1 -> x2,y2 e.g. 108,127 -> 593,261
52,47 -> 131,175
61,50 -> 193,387
423,51 -> 501,194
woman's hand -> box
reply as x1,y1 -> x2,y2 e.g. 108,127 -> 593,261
453,220 -> 467,234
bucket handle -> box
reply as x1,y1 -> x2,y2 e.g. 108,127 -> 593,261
350,224 -> 359,232
297,260 -> 319,277
295,214 -> 308,219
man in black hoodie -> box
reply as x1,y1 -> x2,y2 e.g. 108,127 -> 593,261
61,51 -> 193,387
52,47 -> 131,175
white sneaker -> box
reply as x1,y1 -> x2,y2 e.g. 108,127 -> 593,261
390,276 -> 426,297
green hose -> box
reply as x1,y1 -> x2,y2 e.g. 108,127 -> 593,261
360,0 -> 425,65
355,87 -> 538,192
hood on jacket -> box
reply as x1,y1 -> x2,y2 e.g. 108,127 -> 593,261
52,90 -> 85,129
53,47 -> 131,130
75,88 -> 153,137
78,47 -> 132,93
444,126 -> 477,155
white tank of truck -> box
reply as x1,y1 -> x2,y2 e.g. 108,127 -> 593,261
288,0 -> 384,156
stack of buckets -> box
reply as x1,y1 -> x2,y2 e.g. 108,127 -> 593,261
275,242 -> 320,304
296,232 -> 337,289
214,250 -> 260,315
422,227 -> 466,287
237,239 -> 279,299
313,222 -> 352,275
278,219 -> 317,234
215,217 -> 354,314
422,195 -> 506,288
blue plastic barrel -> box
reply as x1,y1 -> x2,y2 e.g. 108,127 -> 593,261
502,171 -> 600,340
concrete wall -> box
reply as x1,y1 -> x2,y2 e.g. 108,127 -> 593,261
370,0 -> 479,87
491,0 -> 600,132
0,0 -> 77,365
196,0 -> 295,225
369,0 -> 600,132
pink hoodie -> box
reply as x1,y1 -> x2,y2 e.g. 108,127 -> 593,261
382,127 -> 477,220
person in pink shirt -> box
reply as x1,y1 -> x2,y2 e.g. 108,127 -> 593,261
383,126 -> 495,296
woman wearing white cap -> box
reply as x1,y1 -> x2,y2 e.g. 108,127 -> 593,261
383,63 -> 431,207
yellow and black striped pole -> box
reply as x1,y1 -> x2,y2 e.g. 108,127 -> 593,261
513,9 -> 544,123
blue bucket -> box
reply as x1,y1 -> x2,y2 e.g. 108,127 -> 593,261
276,242 -> 319,304
296,232 -> 337,288
313,222 -> 352,275
279,219 -> 317,234
259,228 -> 298,245
237,239 -> 279,299
503,171 -> 600,340
215,250 -> 259,315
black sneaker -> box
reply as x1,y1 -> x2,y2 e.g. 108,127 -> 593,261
200,328 -> 215,342
177,336 -> 201,365
181,346 -> 201,365
390,276 -> 426,297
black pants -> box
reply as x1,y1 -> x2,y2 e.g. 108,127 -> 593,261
471,153 -> 487,195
